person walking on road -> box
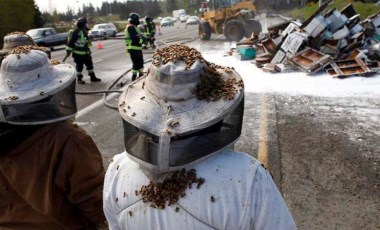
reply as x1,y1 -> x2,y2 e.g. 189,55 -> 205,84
125,13 -> 145,81
0,46 -> 106,229
66,17 -> 101,84
143,16 -> 156,49
103,45 -> 296,230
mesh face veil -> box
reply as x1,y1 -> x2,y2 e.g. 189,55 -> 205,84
118,45 -> 245,173
122,98 -> 244,173
0,48 -> 76,125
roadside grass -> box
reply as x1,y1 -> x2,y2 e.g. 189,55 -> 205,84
290,0 -> 380,20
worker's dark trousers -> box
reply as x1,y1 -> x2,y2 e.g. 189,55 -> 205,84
128,49 -> 144,80
72,53 -> 94,77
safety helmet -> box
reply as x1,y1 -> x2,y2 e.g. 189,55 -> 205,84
118,45 -> 244,174
76,17 -> 88,28
0,47 -> 76,125
128,12 -> 140,25
145,16 -> 152,22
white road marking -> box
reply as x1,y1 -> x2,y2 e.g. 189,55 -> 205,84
258,95 -> 269,168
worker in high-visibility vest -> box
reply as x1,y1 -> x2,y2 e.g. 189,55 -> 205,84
66,17 -> 101,84
125,13 -> 145,81
143,16 -> 156,49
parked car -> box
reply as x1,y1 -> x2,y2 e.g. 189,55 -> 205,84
186,16 -> 200,25
26,27 -> 68,49
170,17 -> 177,23
160,17 -> 174,27
180,14 -> 189,23
89,23 -> 117,40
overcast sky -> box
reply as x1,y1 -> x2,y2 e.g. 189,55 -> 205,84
35,0 -> 116,13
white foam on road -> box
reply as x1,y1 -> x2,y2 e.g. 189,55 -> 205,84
202,52 -> 380,98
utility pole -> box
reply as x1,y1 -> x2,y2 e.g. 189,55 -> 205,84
48,0 -> 53,14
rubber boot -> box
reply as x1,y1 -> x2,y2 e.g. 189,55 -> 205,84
132,73 -> 137,81
77,74 -> 85,84
89,72 -> 101,82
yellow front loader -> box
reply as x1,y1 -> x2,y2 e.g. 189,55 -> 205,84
199,0 -> 262,41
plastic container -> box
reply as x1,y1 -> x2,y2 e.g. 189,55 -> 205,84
237,46 -> 256,58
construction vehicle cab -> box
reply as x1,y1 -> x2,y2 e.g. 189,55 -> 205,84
199,0 -> 262,41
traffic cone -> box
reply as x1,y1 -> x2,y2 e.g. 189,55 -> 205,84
97,40 -> 103,49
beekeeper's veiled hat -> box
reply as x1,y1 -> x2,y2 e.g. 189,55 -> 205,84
2,32 -> 36,53
0,47 -> 76,125
0,32 -> 51,65
118,45 -> 245,173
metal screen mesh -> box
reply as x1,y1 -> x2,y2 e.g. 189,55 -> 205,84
1,80 -> 76,124
123,97 -> 244,169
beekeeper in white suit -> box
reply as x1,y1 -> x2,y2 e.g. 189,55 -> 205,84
103,45 -> 296,230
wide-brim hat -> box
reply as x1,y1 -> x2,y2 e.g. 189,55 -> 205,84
2,32 -> 36,53
0,49 -> 75,105
118,58 -> 244,137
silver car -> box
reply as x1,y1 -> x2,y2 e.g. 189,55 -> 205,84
186,16 -> 200,26
160,17 -> 174,27
89,23 -> 117,40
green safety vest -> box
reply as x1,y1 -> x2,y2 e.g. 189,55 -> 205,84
66,29 -> 92,55
125,24 -> 143,51
144,22 -> 156,36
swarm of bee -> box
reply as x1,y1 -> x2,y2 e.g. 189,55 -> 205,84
5,96 -> 19,101
9,45 -> 49,56
151,44 -> 244,101
51,59 -> 61,65
152,44 -> 203,70
138,168 -> 205,209
7,31 -> 27,36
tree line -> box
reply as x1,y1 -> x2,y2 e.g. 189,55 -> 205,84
0,0 -> 205,47
44,0 -> 206,22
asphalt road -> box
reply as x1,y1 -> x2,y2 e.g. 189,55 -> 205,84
50,17 -> 380,229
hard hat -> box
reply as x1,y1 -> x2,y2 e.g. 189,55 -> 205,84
128,12 -> 140,25
0,47 -> 76,125
145,16 -> 152,22
76,17 -> 88,28
118,45 -> 244,174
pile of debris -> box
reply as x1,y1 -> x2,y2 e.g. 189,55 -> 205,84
238,2 -> 380,78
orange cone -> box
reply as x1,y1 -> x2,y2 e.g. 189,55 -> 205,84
97,40 -> 103,49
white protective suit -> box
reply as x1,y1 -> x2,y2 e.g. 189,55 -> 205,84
103,149 -> 297,230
